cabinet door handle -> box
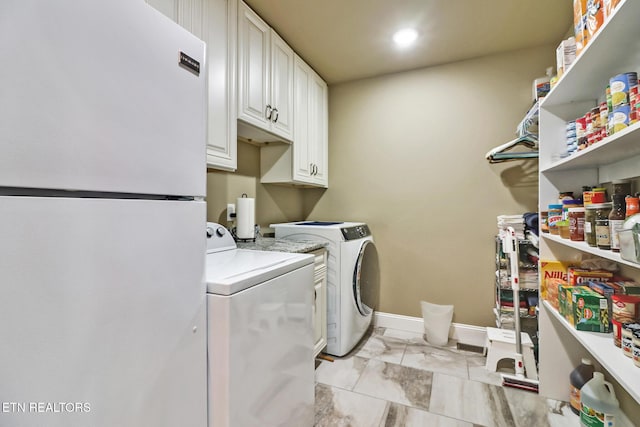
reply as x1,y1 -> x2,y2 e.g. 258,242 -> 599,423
272,108 -> 279,123
265,104 -> 272,120
313,164 -> 317,175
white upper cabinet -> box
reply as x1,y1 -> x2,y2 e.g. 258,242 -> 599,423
269,31 -> 295,140
205,0 -> 237,171
293,56 -> 328,187
145,0 -> 238,171
237,1 -> 294,143
260,54 -> 328,188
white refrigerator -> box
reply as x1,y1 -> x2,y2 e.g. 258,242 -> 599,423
0,1 -> 208,426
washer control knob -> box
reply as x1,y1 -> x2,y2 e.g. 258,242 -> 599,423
206,227 -> 214,238
216,227 -> 226,237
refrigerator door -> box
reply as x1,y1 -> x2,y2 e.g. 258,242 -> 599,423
0,196 -> 207,427
0,0 -> 206,197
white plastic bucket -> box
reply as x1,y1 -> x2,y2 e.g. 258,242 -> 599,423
420,301 -> 454,346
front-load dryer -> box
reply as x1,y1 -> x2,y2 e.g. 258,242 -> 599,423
271,221 -> 380,356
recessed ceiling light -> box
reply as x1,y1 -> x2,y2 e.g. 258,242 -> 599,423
393,28 -> 418,48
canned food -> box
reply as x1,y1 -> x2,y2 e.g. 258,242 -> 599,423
612,104 -> 631,134
634,331 -> 640,367
610,72 -> 638,108
622,323 -> 640,358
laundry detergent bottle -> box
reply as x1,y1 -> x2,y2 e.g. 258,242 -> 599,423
570,358 -> 595,415
580,372 -> 619,427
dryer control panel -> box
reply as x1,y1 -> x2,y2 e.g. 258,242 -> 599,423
341,224 -> 370,240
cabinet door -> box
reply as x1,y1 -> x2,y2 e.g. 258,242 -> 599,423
270,30 -> 294,141
311,248 -> 327,358
206,0 -> 237,171
237,1 -> 270,130
313,276 -> 326,357
293,56 -> 314,182
145,0 -> 178,21
146,0 -> 206,39
176,0 -> 206,39
309,70 -> 328,187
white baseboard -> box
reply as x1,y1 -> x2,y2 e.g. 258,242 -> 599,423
373,311 -> 487,348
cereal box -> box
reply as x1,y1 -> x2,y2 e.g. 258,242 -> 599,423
603,0 -> 621,19
574,0 -> 589,55
586,0 -> 604,39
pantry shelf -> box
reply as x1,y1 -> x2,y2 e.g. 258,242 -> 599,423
538,0 -> 640,416
541,233 -> 640,269
541,0 -> 640,115
542,300 -> 640,405
540,121 -> 640,174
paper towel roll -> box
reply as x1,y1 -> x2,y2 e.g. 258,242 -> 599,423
236,195 -> 255,239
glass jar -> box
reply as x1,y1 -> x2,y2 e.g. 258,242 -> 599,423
609,194 -> 626,252
626,195 -> 640,218
558,191 -> 574,205
581,186 -> 593,206
540,211 -> 549,233
585,204 -> 599,247
562,199 -> 582,220
558,220 -> 571,239
548,204 -> 563,235
595,202 -> 613,250
591,187 -> 607,204
569,207 -> 586,241
612,179 -> 632,197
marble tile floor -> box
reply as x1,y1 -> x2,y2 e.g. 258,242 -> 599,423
314,327 -> 576,427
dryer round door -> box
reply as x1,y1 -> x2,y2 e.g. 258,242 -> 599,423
352,240 -> 380,316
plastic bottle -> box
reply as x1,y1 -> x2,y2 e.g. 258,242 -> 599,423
570,358 -> 595,415
580,372 -> 620,427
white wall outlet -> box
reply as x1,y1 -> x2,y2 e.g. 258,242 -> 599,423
226,203 -> 236,222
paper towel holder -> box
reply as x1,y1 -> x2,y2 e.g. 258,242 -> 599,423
233,193 -> 256,242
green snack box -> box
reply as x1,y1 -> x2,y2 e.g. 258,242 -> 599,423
572,287 -> 609,333
558,284 -> 576,324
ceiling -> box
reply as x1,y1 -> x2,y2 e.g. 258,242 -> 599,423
243,0 -> 574,85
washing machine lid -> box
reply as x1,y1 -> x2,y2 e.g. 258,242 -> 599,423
206,249 -> 313,295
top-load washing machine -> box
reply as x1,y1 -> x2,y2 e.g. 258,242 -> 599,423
271,221 -> 379,357
205,223 -> 315,427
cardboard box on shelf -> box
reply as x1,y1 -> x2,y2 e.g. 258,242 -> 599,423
572,287 -> 609,332
587,0 -> 604,39
567,267 -> 614,285
559,284 -> 578,324
611,280 -> 640,295
543,277 -> 566,310
574,0 -> 589,55
556,37 -> 577,78
540,260 -> 570,300
603,0 -> 621,19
